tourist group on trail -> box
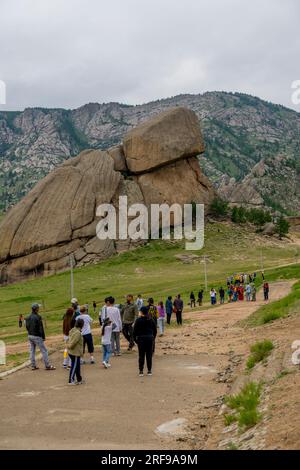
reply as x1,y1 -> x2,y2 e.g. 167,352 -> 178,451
24,293 -> 185,384
24,270 -> 270,385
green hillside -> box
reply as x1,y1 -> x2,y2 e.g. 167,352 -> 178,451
1,222 -> 299,349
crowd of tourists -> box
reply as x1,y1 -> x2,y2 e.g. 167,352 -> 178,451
24,271 -> 270,384
24,293 -> 185,384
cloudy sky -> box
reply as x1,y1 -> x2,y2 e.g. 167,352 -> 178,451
0,0 -> 299,111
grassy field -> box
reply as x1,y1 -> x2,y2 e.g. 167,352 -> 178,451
0,222 -> 299,348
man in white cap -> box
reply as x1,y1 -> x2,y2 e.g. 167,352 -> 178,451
25,303 -> 56,371
70,298 -> 81,330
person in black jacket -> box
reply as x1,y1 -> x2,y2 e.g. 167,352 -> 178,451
133,306 -> 157,377
25,303 -> 56,371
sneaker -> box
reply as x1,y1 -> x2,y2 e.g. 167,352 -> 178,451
63,364 -> 68,369
31,366 -> 39,371
106,363 -> 111,368
147,371 -> 152,376
102,361 -> 108,369
116,352 -> 122,356
80,359 -> 85,365
76,380 -> 85,385
90,359 -> 95,364
139,372 -> 144,377
45,365 -> 56,371
68,381 -> 76,386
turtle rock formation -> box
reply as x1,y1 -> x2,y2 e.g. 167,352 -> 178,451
0,107 -> 215,285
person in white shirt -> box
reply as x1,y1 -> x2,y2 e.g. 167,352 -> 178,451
101,318 -> 114,368
135,295 -> 144,310
102,296 -> 122,356
78,306 -> 95,364
99,298 -> 110,326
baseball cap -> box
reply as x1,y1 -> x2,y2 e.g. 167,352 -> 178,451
71,298 -> 78,304
31,303 -> 41,310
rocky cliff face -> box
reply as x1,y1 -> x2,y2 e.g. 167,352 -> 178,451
0,108 -> 215,285
1,92 -> 299,214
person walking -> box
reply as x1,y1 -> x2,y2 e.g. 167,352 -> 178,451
70,298 -> 81,328
173,294 -> 184,325
198,290 -> 204,306
251,284 -> 257,301
263,282 -> 270,301
245,283 -> 252,302
238,285 -> 244,301
18,314 -> 23,328
147,298 -> 158,323
147,298 -> 158,353
133,306 -> 157,377
93,301 -> 97,314
121,295 -> 138,351
62,308 -> 74,368
190,291 -> 196,308
135,295 -> 144,311
210,288 -> 217,305
25,303 -> 56,371
165,296 -> 173,324
101,317 -> 114,369
102,296 -> 122,356
227,285 -> 233,303
78,306 -> 95,364
99,297 -> 110,326
157,301 -> 165,336
68,318 -> 84,385
219,287 -> 225,304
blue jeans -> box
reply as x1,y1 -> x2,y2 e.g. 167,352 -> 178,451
102,344 -> 111,363
28,335 -> 50,368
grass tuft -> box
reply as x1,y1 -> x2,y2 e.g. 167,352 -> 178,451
246,340 -> 274,369
225,382 -> 262,430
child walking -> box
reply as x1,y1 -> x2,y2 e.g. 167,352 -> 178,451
67,318 -> 84,385
157,301 -> 165,336
101,317 -> 114,369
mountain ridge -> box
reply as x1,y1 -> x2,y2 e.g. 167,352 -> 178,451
1,91 -> 299,214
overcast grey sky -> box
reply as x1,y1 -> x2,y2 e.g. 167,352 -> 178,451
0,0 -> 299,111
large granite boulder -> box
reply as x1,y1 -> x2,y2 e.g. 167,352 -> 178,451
123,107 -> 205,173
0,107 -> 214,284
137,157 -> 214,208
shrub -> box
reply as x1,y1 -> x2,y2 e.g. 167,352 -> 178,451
210,198 -> 229,217
275,216 -> 289,239
225,382 -> 262,430
246,340 -> 274,369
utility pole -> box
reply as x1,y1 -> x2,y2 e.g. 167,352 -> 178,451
70,254 -> 75,300
201,255 -> 208,292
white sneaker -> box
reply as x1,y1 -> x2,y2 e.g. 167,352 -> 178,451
102,361 -> 108,368
139,372 -> 144,377
106,363 -> 111,368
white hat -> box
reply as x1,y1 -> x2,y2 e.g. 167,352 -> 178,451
71,298 -> 78,304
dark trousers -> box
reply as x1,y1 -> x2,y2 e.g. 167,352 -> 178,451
176,310 -> 182,325
138,337 -> 153,373
190,300 -> 196,308
166,313 -> 172,325
264,291 -> 269,300
69,354 -> 82,383
123,323 -> 134,348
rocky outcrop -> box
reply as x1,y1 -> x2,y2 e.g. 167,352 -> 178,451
0,107 -> 215,285
123,107 -> 204,173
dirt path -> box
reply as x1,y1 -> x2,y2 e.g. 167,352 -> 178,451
0,280 -> 297,450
